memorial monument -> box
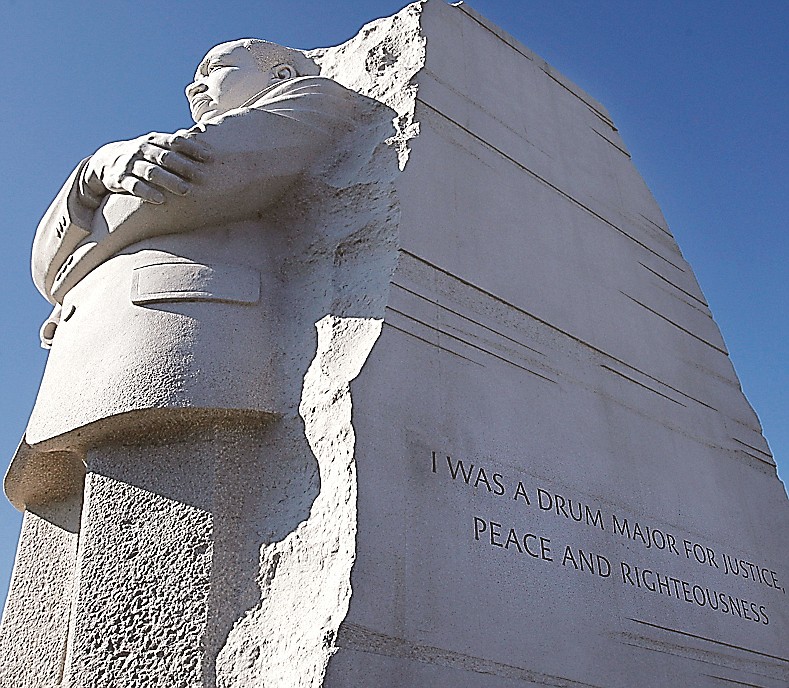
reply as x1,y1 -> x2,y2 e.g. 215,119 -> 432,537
1,2 -> 787,687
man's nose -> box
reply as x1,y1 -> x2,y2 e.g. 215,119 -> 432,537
185,81 -> 208,99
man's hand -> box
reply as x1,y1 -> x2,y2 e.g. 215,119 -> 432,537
80,132 -> 212,207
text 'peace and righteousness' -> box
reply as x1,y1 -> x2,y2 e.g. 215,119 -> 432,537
431,451 -> 785,627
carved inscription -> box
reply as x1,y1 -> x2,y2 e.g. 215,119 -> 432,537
431,451 -> 785,627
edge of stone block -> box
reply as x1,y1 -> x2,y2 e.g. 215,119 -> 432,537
449,1 -> 617,130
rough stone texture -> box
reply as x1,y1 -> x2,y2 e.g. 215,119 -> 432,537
63,442 -> 216,685
0,495 -> 81,687
312,1 -> 426,170
2,2 -> 788,687
58,425 -> 326,686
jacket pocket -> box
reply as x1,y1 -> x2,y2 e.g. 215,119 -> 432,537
131,262 -> 260,305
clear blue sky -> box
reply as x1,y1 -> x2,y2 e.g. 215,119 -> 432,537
1,1 -> 786,609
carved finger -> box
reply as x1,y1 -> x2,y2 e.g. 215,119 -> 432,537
168,134 -> 212,162
132,160 -> 190,195
140,143 -> 200,181
119,175 -> 165,204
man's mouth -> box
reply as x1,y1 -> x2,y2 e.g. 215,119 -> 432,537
190,96 -> 213,115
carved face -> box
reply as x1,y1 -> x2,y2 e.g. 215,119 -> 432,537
186,41 -> 293,123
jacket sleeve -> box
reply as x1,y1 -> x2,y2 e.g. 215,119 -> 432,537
31,158 -> 99,303
43,77 -> 360,303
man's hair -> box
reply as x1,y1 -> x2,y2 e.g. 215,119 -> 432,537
242,39 -> 320,77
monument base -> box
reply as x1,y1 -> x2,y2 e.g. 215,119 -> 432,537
0,418 -> 326,687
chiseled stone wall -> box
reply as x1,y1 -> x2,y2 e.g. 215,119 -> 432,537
320,2 -> 788,687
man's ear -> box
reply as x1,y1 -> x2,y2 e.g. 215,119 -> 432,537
271,63 -> 297,80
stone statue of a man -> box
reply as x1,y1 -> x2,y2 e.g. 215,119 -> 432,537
7,38 -> 382,509
1,36 -> 400,686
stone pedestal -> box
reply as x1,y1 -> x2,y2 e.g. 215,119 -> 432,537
0,419 -> 325,687
0,495 -> 81,687
63,441 -> 217,685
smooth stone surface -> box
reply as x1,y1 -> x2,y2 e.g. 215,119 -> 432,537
318,2 -> 788,686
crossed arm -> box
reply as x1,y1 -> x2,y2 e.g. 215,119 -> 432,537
32,76 -> 359,304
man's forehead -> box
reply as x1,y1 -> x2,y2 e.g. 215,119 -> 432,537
199,40 -> 282,63
198,42 -> 249,69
